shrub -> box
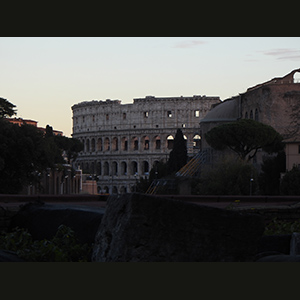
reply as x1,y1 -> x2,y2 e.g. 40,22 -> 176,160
0,225 -> 92,262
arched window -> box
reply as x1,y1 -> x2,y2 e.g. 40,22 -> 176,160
255,108 -> 259,121
121,161 -> 127,175
121,137 -> 128,151
96,162 -> 102,175
154,136 -> 161,150
167,135 -> 174,150
131,161 -> 138,175
112,137 -> 118,151
103,162 -> 109,176
97,138 -> 102,151
142,161 -> 149,174
91,138 -> 95,152
85,139 -> 90,152
245,111 -> 248,119
143,136 -> 150,150
193,134 -> 201,149
104,137 -> 110,151
112,161 -> 118,175
250,110 -> 253,119
132,137 -> 139,151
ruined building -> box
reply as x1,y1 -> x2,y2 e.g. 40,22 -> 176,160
199,68 -> 300,171
71,95 -> 221,194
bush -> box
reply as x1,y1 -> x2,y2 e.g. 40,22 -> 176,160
0,225 -> 92,262
264,218 -> 300,235
280,166 -> 300,195
194,156 -> 258,195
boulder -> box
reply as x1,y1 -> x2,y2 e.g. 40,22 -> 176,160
9,202 -> 105,245
92,193 -> 265,262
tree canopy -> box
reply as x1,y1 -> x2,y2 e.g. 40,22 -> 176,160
0,119 -> 83,194
0,98 -> 17,118
205,119 -> 284,161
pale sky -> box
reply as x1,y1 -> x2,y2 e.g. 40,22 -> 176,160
1,37 -> 300,137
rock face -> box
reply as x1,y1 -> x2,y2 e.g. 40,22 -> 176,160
92,193 -> 265,262
10,203 -> 105,245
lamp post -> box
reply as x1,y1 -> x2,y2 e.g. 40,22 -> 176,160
250,178 -> 254,196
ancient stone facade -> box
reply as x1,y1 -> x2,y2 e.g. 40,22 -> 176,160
200,69 -> 300,171
72,95 -> 220,194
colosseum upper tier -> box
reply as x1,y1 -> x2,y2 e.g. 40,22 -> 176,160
71,95 -> 221,194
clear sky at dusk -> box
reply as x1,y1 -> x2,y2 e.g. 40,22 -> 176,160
1,37 -> 299,137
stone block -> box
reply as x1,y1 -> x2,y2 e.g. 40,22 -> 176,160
92,193 -> 265,262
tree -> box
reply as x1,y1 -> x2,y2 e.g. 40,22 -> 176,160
194,156 -> 258,195
167,129 -> 187,174
258,151 -> 286,195
280,166 -> 300,195
205,119 -> 284,161
0,98 -> 17,118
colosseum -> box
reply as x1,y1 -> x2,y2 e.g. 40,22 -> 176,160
71,95 -> 221,194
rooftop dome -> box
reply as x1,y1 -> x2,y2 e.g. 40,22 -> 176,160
200,98 -> 239,123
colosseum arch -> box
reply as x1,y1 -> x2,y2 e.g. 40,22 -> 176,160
167,135 -> 174,149
112,137 -> 119,151
120,161 -> 127,175
121,137 -> 128,151
103,162 -> 109,176
153,135 -> 161,150
104,137 -> 110,151
91,138 -> 96,152
193,134 -> 201,150
142,161 -> 149,174
142,136 -> 150,150
97,138 -> 102,151
130,161 -> 138,175
112,161 -> 118,175
96,162 -> 102,175
131,137 -> 139,151
85,139 -> 90,152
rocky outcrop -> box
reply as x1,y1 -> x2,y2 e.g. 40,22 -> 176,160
9,203 -> 105,245
92,193 -> 265,262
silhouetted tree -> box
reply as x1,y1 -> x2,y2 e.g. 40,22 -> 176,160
0,98 -> 17,118
205,119 -> 284,161
167,129 -> 187,174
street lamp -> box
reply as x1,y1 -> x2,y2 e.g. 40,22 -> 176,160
250,178 -> 254,196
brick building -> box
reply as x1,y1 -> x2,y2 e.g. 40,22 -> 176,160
71,95 -> 221,194
200,68 -> 300,171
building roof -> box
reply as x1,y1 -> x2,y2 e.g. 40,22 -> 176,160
200,97 -> 239,123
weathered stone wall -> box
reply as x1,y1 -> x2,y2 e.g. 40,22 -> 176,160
72,95 -> 220,194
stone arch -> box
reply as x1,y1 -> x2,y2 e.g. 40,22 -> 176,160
130,161 -> 138,175
112,137 -> 119,151
91,138 -> 96,152
96,161 -> 102,175
255,108 -> 259,121
167,135 -> 174,150
103,161 -> 109,176
132,137 -> 139,151
142,160 -> 149,174
193,134 -> 201,149
120,161 -> 127,175
97,138 -> 102,151
250,110 -> 253,119
154,135 -> 161,150
85,139 -> 90,152
104,137 -> 110,151
120,186 -> 127,194
142,136 -> 150,150
112,186 -> 118,195
121,137 -> 128,151
112,161 -> 118,175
